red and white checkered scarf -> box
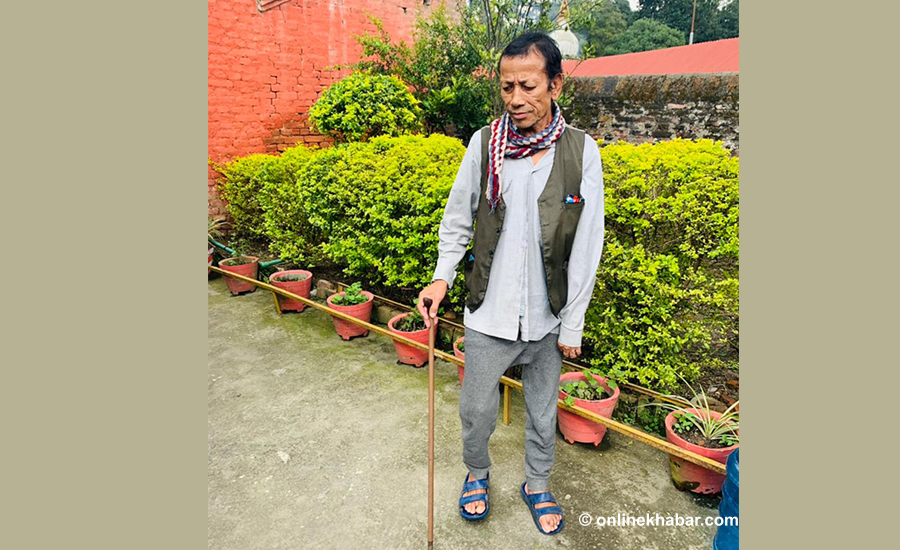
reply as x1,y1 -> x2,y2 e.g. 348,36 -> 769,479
486,100 -> 566,213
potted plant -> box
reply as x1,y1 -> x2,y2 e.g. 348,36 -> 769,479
453,336 -> 465,384
326,282 -> 374,340
558,370 -> 621,446
208,217 -> 228,275
218,255 -> 259,295
388,306 -> 430,367
269,270 -> 313,312
643,380 -> 739,495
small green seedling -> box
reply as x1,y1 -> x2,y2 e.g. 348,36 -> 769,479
332,282 -> 368,306
561,373 -> 610,406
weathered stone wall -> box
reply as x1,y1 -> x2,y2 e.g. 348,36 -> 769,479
564,73 -> 739,154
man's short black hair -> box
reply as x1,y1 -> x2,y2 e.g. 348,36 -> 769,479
498,32 -> 564,88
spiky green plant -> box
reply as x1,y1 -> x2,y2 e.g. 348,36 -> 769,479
641,376 -> 739,447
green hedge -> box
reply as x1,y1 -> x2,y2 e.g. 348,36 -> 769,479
212,137 -> 738,392
584,139 -> 739,391
257,146 -> 326,265
297,133 -> 467,306
211,154 -> 279,241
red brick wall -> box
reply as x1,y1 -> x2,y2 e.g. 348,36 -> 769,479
208,0 -> 438,218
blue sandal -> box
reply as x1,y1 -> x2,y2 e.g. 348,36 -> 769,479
459,472 -> 489,521
520,482 -> 564,535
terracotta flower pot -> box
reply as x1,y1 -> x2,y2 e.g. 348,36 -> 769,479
453,336 -> 466,384
664,408 -> 738,495
219,256 -> 259,295
387,313 -> 430,367
557,371 -> 620,446
208,246 -> 214,275
270,270 -> 313,312
326,291 -> 374,340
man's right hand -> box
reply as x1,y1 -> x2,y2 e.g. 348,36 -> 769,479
417,280 -> 448,328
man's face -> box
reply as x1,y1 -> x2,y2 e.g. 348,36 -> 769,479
499,48 -> 563,137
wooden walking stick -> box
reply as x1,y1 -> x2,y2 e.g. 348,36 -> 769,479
423,297 -> 436,549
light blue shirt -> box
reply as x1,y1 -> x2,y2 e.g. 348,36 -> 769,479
432,127 -> 605,347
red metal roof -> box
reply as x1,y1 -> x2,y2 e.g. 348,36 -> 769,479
562,38 -> 738,77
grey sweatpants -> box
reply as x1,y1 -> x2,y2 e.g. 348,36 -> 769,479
459,326 -> 563,492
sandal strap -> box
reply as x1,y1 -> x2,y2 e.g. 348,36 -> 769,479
462,477 -> 489,492
459,493 -> 488,506
524,491 -> 557,506
534,505 -> 563,518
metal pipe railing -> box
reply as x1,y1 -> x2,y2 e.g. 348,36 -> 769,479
210,266 -> 727,475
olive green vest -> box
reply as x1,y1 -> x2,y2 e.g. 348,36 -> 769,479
464,123 -> 586,316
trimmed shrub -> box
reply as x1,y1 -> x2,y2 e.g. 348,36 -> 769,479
584,139 -> 739,391
297,133 -> 467,305
257,145 -> 327,266
210,137 -> 738,392
211,154 -> 280,240
308,71 -> 424,142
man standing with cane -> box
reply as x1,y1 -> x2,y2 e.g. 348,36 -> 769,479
417,32 -> 605,536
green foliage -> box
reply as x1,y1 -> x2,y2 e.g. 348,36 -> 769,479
637,0 -> 737,44
215,138 -> 738,391
297,133 -> 468,308
308,71 -> 423,143
331,282 -> 368,306
636,404 -> 667,436
208,216 -> 228,241
561,373 -> 610,406
212,144 -> 327,266
606,18 -> 685,55
672,411 -> 695,435
257,145 -> 328,266
336,2 -> 556,139
342,8 -> 495,139
396,309 -> 426,332
273,272 -> 308,282
584,139 -> 739,392
642,376 -> 739,446
210,154 -> 281,240
221,256 -> 255,267
718,1 -> 739,39
568,0 -> 629,56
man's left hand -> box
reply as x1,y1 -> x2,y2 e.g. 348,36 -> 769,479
557,342 -> 581,360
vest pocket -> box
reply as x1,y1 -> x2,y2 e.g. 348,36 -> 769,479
561,202 -> 585,255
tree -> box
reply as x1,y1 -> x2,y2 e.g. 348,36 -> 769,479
612,0 -> 636,24
637,0 -> 726,43
606,18 -> 685,55
568,0 -> 629,56
718,0 -> 739,39
334,1 -> 560,139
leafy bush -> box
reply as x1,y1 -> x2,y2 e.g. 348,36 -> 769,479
211,154 -> 281,240
256,145 -> 328,266
584,139 -> 739,392
212,137 -> 738,393
308,71 -> 423,142
337,3 -> 560,140
340,8 -> 494,139
297,133 -> 467,307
